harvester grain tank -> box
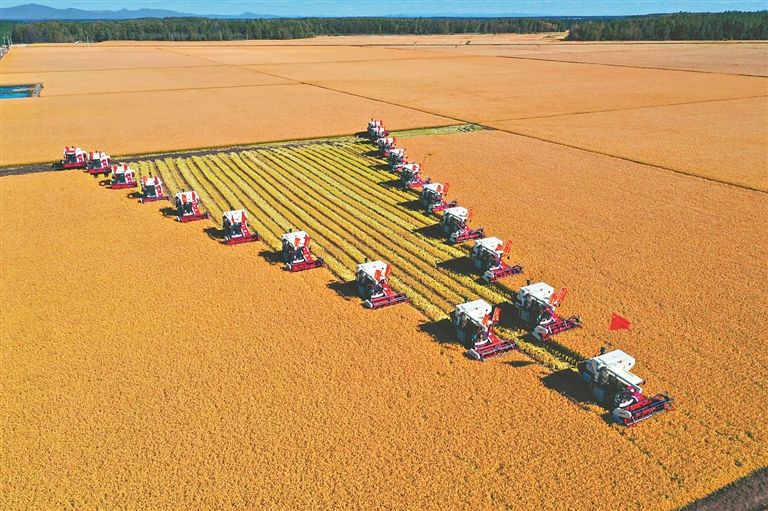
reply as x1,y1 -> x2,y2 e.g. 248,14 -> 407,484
453,299 -> 517,361
108,163 -> 137,189
441,206 -> 484,244
58,146 -> 87,170
282,230 -> 325,272
222,209 -> 260,245
175,190 -> 208,222
514,282 -> 581,341
139,174 -> 169,203
355,260 -> 408,309
471,237 -> 523,282
420,182 -> 457,214
578,349 -> 673,426
86,151 -> 111,176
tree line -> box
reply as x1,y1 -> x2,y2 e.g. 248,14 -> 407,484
9,17 -> 569,43
567,11 -> 768,40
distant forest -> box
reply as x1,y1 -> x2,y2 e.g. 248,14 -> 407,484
5,12 -> 768,44
567,11 -> 768,40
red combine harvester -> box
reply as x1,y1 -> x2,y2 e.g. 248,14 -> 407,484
441,206 -> 484,244
375,136 -> 396,156
454,299 -> 517,361
388,148 -> 407,170
57,146 -> 88,170
108,163 -> 137,189
420,182 -> 457,214
222,209 -> 260,245
139,175 -> 169,203
471,237 -> 524,283
282,230 -> 325,272
514,282 -> 582,342
175,191 -> 209,222
367,119 -> 387,140
86,151 -> 111,176
398,163 -> 428,190
356,260 -> 408,309
579,349 -> 674,426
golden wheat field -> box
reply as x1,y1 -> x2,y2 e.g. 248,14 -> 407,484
1,35 -> 767,510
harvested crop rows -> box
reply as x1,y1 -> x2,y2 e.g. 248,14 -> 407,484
141,140 -> 581,370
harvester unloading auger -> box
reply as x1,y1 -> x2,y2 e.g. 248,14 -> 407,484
86,151 -> 111,176
441,206 -> 484,244
107,163 -> 137,189
222,210 -> 260,245
139,174 -> 169,203
356,260 -> 408,309
55,146 -> 88,170
420,182 -> 457,214
282,230 -> 325,272
514,282 -> 582,342
579,349 -> 674,426
453,299 -> 517,361
471,237 -> 523,283
175,191 -> 209,222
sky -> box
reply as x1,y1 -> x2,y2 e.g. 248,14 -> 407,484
5,0 -> 767,16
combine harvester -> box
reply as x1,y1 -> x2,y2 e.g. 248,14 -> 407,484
375,136 -> 396,156
86,151 -> 111,176
367,119 -> 387,140
441,206 -> 484,244
107,163 -> 137,189
356,260 -> 408,309
514,282 -> 581,342
471,237 -> 523,283
139,174 -> 169,203
398,163 -> 428,190
453,299 -> 517,361
388,148 -> 407,170
420,182 -> 457,214
222,210 -> 260,245
56,146 -> 88,170
579,349 -> 674,426
282,230 -> 325,272
174,191 -> 208,222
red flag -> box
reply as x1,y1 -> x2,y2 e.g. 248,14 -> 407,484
609,313 -> 631,331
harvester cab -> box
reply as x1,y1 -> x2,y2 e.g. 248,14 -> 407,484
59,146 -> 88,169
420,182 -> 457,214
222,209 -> 260,245
108,163 -> 138,189
471,237 -> 523,282
368,119 -> 386,139
441,206 -> 484,244
175,190 -> 209,222
139,174 -> 169,203
399,163 -> 428,190
282,230 -> 325,272
376,136 -> 396,156
578,349 -> 673,426
514,282 -> 581,341
355,260 -> 408,309
388,148 -> 406,169
453,299 -> 517,361
86,151 -> 111,176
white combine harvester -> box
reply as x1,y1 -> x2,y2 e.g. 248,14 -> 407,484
367,119 -> 387,140
471,237 -> 523,282
174,190 -> 208,222
281,230 -> 324,272
441,206 -> 484,244
420,182 -> 457,214
355,260 -> 407,309
107,163 -> 137,189
222,209 -> 260,245
579,349 -> 673,426
514,282 -> 581,341
139,174 -> 169,203
86,151 -> 111,176
453,299 -> 516,361
375,136 -> 396,156
398,163 -> 428,190
387,148 -> 406,169
56,146 -> 88,170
